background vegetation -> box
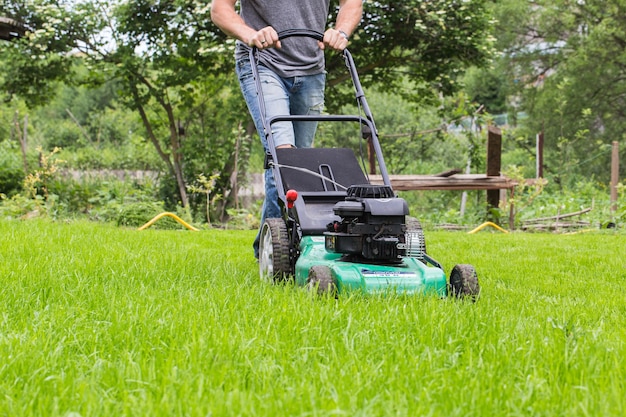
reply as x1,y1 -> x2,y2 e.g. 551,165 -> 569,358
0,0 -> 624,229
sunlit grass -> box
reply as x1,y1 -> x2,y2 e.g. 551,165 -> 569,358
1,220 -> 625,416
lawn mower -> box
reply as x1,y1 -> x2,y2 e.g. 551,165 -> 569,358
253,30 -> 479,298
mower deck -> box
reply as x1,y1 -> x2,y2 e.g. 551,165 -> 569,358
295,236 -> 448,296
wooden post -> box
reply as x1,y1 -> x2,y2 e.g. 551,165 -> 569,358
365,129 -> 376,175
536,131 -> 544,178
486,126 -> 502,210
367,140 -> 376,175
611,141 -> 619,213
508,187 -> 515,231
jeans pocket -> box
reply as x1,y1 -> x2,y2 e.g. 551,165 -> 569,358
236,58 -> 253,82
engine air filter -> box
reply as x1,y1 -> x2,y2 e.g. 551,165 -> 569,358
346,184 -> 394,199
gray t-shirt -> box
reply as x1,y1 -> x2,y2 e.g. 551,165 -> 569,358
235,0 -> 331,77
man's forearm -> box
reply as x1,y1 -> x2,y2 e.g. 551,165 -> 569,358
335,0 -> 363,37
210,0 -> 256,45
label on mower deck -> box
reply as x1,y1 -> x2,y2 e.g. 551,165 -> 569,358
360,269 -> 421,293
361,270 -> 417,279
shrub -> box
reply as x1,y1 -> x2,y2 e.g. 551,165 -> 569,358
0,142 -> 25,197
115,201 -> 178,229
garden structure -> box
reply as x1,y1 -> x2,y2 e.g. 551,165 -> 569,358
0,17 -> 26,41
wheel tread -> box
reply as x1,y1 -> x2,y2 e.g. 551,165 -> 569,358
306,265 -> 337,296
449,264 -> 480,301
259,218 -> 292,282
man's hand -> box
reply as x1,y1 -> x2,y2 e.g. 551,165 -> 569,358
248,26 -> 281,50
320,28 -> 349,51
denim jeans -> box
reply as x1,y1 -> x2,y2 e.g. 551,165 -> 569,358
236,58 -> 326,258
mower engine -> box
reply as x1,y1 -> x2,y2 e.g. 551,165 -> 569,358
324,185 -> 422,262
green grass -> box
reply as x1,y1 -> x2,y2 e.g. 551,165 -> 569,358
1,219 -> 625,416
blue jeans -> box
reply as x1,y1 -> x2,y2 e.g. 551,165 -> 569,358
236,58 -> 326,258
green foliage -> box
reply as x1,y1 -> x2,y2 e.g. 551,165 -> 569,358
224,206 -> 261,230
44,175 -> 158,222
0,141 -> 24,197
0,1 -> 79,106
499,166 -> 548,227
329,0 -> 496,101
518,178 -> 623,228
58,142 -> 163,171
462,65 -> 509,115
403,189 -> 491,228
187,172 -> 221,226
114,201 -> 172,228
34,76 -> 138,149
1,0 -> 237,209
0,146 -> 62,219
0,145 -> 163,224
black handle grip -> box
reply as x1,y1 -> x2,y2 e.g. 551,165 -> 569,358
277,29 -> 324,42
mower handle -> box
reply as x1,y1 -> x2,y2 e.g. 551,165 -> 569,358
250,30 -> 324,55
277,29 -> 324,42
249,28 -> 393,188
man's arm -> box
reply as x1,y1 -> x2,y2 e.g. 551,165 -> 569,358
322,0 -> 363,51
210,0 -> 280,49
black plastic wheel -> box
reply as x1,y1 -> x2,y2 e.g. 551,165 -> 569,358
449,264 -> 480,301
306,265 -> 337,296
405,216 -> 427,261
258,218 -> 292,283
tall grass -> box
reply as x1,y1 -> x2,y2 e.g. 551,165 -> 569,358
1,220 -> 624,416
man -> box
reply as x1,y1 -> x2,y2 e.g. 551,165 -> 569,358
211,0 -> 363,258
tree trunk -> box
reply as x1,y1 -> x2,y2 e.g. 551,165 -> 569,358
163,101 -> 189,208
130,85 -> 189,208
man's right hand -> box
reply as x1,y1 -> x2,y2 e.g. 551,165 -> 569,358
248,26 -> 281,50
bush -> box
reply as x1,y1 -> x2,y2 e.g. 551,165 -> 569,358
58,141 -> 164,170
0,142 -> 25,197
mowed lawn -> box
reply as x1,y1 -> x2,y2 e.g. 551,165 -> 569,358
1,219 -> 625,416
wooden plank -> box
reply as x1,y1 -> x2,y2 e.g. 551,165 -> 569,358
369,174 -> 517,191
523,207 -> 592,224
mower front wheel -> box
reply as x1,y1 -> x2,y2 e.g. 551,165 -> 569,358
449,264 -> 480,301
306,266 -> 337,296
259,218 -> 292,283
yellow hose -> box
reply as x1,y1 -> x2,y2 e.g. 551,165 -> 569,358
468,221 -> 508,234
138,212 -> 199,231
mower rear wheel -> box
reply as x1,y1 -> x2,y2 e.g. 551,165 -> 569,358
405,216 -> 427,261
259,218 -> 292,283
306,265 -> 337,296
449,264 -> 480,301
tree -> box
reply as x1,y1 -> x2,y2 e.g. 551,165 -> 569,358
1,0 -> 236,208
0,2 -> 77,107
